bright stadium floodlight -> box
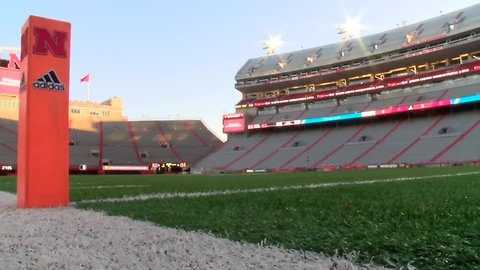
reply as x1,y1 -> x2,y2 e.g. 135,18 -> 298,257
338,16 -> 363,40
262,34 -> 283,56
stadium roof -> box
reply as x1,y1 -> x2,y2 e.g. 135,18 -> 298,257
235,3 -> 480,82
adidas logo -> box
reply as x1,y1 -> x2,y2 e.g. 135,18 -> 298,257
33,70 -> 65,91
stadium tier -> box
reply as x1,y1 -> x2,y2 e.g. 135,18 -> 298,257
0,117 -> 222,174
194,3 -> 480,173
0,48 -> 223,174
1,57 -> 219,175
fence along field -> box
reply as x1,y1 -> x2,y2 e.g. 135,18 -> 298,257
0,166 -> 479,269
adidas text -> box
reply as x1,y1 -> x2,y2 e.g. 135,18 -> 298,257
33,81 -> 65,91
32,70 -> 65,91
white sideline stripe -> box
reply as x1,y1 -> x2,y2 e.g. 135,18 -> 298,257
77,171 -> 480,204
72,185 -> 149,190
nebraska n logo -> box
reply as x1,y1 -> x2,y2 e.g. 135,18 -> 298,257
33,70 -> 65,91
20,27 -> 68,60
33,27 -> 67,58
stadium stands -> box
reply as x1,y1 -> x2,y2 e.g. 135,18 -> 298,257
0,118 -> 222,174
102,121 -> 140,165
1,4 -> 480,175
99,120 -> 222,172
69,123 -> 101,169
194,3 -> 480,173
128,121 -> 179,163
0,119 -> 17,166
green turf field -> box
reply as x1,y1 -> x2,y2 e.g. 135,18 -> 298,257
1,166 -> 479,269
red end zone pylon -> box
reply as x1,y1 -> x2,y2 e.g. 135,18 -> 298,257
17,16 -> 71,208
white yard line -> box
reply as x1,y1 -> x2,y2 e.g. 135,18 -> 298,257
77,171 -> 480,204
71,185 -> 149,190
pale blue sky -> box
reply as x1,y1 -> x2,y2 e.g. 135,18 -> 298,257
3,0 -> 479,140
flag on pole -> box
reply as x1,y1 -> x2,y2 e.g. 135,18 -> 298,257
80,74 -> 90,83
80,74 -> 91,102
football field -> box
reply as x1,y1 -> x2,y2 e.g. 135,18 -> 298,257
1,166 -> 479,269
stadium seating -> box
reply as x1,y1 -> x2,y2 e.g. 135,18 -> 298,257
155,120 -> 222,164
196,105 -> 480,172
195,133 -> 268,172
3,4 -> 480,174
0,119 -> 222,174
69,125 -> 101,168
0,119 -> 17,165
101,120 -> 221,168
195,3 -> 480,173
128,121 -> 179,163
102,121 -> 140,165
393,110 -> 480,164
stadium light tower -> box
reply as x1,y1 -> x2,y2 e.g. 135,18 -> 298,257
262,34 -> 283,56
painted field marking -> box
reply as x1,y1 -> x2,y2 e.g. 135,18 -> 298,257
71,185 -> 149,190
77,171 -> 480,204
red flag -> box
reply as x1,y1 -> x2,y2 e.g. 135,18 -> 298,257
80,74 -> 89,83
